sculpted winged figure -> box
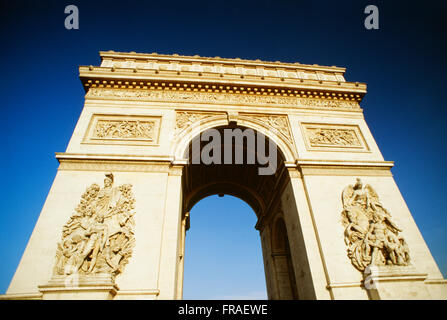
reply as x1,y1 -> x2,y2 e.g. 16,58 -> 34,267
53,173 -> 135,278
341,178 -> 410,271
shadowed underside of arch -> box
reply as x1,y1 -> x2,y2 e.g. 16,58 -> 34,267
181,126 -> 289,218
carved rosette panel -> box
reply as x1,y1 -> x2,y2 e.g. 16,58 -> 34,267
86,87 -> 360,110
302,123 -> 368,151
53,173 -> 136,278
83,114 -> 161,145
341,178 -> 410,272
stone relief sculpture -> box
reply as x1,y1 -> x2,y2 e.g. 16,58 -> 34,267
94,119 -> 155,140
175,111 -> 217,134
249,115 -> 294,146
307,128 -> 361,147
341,178 -> 410,271
53,173 -> 136,278
87,87 -> 360,110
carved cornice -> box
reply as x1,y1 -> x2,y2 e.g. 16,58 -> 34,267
98,50 -> 348,74
55,153 -> 174,162
58,160 -> 172,173
91,51 -> 367,97
55,153 -> 174,172
80,52 -> 367,121
295,160 -> 394,177
296,159 -> 394,167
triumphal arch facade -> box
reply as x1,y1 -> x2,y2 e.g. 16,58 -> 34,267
3,51 -> 447,300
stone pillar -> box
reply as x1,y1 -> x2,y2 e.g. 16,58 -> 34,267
259,226 -> 278,300
175,212 -> 189,299
156,164 -> 184,299
280,166 -> 332,300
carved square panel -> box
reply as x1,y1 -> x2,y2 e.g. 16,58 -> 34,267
83,114 -> 162,146
300,123 -> 369,152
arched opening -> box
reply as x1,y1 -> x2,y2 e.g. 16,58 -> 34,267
182,125 -> 289,216
176,124 -> 303,299
183,195 -> 267,299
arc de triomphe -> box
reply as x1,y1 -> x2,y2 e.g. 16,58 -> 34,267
2,51 -> 447,300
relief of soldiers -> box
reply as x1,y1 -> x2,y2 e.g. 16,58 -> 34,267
53,173 -> 135,278
341,178 -> 410,271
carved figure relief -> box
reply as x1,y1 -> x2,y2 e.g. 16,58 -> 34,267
302,123 -> 368,151
53,173 -> 135,278
94,119 -> 155,140
83,114 -> 161,145
308,128 -> 361,147
86,87 -> 360,110
341,178 -> 410,271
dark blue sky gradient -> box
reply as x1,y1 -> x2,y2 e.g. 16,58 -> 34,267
0,0 -> 446,295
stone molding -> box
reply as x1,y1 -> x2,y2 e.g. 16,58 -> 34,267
296,160 -> 394,176
80,51 -> 370,98
85,86 -> 361,111
57,160 -> 172,173
98,50 -> 350,80
114,289 -> 160,299
56,154 -> 173,173
0,292 -> 43,300
38,274 -> 119,300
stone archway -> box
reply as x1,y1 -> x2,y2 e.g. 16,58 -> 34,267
174,124 -> 306,299
2,51 -> 447,300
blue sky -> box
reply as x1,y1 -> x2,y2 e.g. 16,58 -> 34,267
184,195 -> 266,300
0,0 -> 446,296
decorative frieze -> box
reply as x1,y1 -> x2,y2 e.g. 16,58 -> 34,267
299,98 -> 358,109
83,114 -> 161,146
301,123 -> 368,151
86,87 -> 360,111
94,119 -> 154,140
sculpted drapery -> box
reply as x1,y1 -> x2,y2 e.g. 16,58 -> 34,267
53,173 -> 135,278
341,178 -> 410,271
